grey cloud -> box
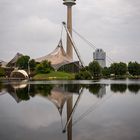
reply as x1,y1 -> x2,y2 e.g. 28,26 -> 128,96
0,0 -> 140,65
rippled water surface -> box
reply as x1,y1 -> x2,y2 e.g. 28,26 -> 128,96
0,79 -> 140,140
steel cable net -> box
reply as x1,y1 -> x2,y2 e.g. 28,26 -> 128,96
72,28 -> 114,65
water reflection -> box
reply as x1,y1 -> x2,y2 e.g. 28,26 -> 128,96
0,81 -> 140,140
88,84 -> 106,98
1,82 -> 140,107
110,84 -> 127,93
128,84 -> 140,94
0,83 -> 83,140
110,84 -> 140,94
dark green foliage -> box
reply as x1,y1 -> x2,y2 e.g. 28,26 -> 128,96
15,84 -> 53,101
88,84 -> 101,94
75,61 -> 102,80
16,55 -> 30,69
75,71 -> 92,80
88,84 -> 106,98
16,87 -> 30,101
110,62 -> 127,76
35,60 -> 54,74
119,62 -> 127,75
110,63 -> 118,75
128,62 -> 140,76
80,66 -> 89,72
59,84 -> 81,93
102,67 -> 110,77
88,61 -> 101,77
128,84 -> 140,94
58,61 -> 80,73
0,67 -> 5,76
35,84 -> 53,96
29,59 -> 36,70
110,84 -> 127,93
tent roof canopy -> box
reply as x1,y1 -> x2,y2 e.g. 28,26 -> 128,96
36,40 -> 75,70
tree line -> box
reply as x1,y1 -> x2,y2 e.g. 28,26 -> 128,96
15,55 -> 54,76
0,55 -> 140,79
75,61 -> 140,79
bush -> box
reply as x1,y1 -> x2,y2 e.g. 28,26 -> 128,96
102,67 -> 110,77
16,55 -> 30,69
35,60 -> 54,74
0,67 -> 5,76
110,62 -> 127,76
75,71 -> 92,80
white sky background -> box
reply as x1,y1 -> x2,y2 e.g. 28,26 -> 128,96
0,0 -> 140,66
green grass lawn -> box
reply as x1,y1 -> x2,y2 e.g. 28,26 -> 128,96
33,71 -> 75,80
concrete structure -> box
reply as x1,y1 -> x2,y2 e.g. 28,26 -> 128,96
63,0 -> 76,60
63,2 -> 76,139
36,1 -> 80,73
93,49 -> 106,68
10,69 -> 29,79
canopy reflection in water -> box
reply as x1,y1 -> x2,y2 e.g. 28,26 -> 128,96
0,81 -> 140,140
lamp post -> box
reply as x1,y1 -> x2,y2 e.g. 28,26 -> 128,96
63,0 -> 76,60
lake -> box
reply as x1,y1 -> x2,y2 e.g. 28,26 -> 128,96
0,79 -> 140,140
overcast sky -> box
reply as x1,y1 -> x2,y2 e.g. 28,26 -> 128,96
0,0 -> 140,66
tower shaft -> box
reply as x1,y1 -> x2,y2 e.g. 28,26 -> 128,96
67,96 -> 73,140
67,6 -> 73,59
63,0 -> 76,60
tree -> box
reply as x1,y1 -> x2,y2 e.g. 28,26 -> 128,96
128,84 -> 140,94
110,84 -> 127,93
75,70 -> 92,80
29,59 -> 36,70
118,62 -> 127,75
36,84 -> 53,96
35,60 -> 54,74
110,63 -> 118,76
16,87 -> 30,101
88,61 -> 101,77
110,62 -> 127,76
16,55 -> 30,69
102,67 -> 110,77
0,67 -> 5,76
88,84 -> 102,97
128,61 -> 140,76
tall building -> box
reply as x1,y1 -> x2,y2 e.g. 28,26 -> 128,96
93,49 -> 106,68
63,0 -> 76,60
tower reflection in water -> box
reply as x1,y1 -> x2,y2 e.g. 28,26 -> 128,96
48,84 -> 83,140
1,82 -> 109,140
1,82 -> 140,140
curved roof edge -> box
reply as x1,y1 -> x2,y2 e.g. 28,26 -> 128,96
10,69 -> 29,79
35,40 -> 73,69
